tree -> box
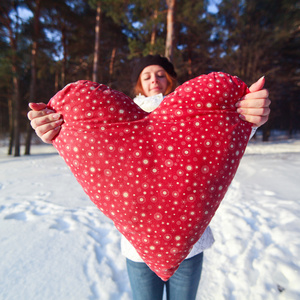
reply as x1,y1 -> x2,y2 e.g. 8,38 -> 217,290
24,0 -> 41,155
215,0 -> 300,140
175,0 -> 212,79
127,0 -> 166,58
88,0 -> 129,82
0,0 -> 299,152
42,0 -> 81,89
165,0 -> 175,62
0,1 -> 23,156
91,1 -> 101,82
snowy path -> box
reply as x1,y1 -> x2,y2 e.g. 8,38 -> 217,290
0,139 -> 300,300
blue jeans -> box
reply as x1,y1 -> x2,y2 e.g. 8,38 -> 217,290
126,252 -> 203,300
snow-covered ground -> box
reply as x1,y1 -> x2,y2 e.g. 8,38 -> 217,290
1,133 -> 300,300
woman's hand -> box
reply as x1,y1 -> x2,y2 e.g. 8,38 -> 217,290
236,76 -> 271,127
27,103 -> 63,144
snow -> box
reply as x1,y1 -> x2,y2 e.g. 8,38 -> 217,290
1,134 -> 300,300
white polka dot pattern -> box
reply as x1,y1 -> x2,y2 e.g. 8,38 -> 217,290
48,72 -> 251,281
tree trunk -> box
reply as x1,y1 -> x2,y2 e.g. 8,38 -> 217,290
93,2 -> 101,83
12,74 -> 21,157
25,118 -> 33,155
109,47 -> 117,83
263,127 -> 271,141
55,67 -> 59,92
8,98 -> 14,155
61,23 -> 67,87
150,9 -> 158,54
25,0 -> 41,155
165,0 -> 176,62
187,45 -> 193,78
6,8 -> 21,156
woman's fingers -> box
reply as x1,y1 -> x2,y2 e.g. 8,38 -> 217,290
28,102 -> 48,111
33,117 -> 63,134
27,103 -> 63,143
239,114 -> 269,127
248,76 -> 265,93
239,89 -> 269,101
236,97 -> 271,127
237,106 -> 270,117
35,125 -> 62,144
31,116 -> 63,144
27,106 -> 56,121
236,97 -> 271,109
236,83 -> 271,127
29,113 -> 62,129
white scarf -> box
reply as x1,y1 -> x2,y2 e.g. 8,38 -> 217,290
133,93 -> 164,112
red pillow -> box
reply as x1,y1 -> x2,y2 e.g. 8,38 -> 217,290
48,72 -> 251,281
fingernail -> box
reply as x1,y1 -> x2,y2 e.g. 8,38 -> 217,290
54,125 -> 61,131
239,114 -> 246,120
45,109 -> 54,114
55,119 -> 63,125
259,76 -> 265,82
237,108 -> 243,114
52,113 -> 61,120
236,101 -> 241,107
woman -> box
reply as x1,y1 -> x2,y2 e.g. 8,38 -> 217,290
28,55 -> 271,300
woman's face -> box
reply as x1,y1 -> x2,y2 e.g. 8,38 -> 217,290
140,65 -> 168,97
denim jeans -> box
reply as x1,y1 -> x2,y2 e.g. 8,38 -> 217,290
126,252 -> 203,300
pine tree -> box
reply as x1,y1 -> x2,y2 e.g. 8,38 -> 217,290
24,0 -> 41,155
0,1 -> 23,156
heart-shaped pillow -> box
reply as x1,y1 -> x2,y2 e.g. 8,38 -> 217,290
48,72 -> 251,281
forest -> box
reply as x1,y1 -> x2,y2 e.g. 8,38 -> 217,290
0,0 -> 299,156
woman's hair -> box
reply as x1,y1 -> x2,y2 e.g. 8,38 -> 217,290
133,72 -> 177,97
